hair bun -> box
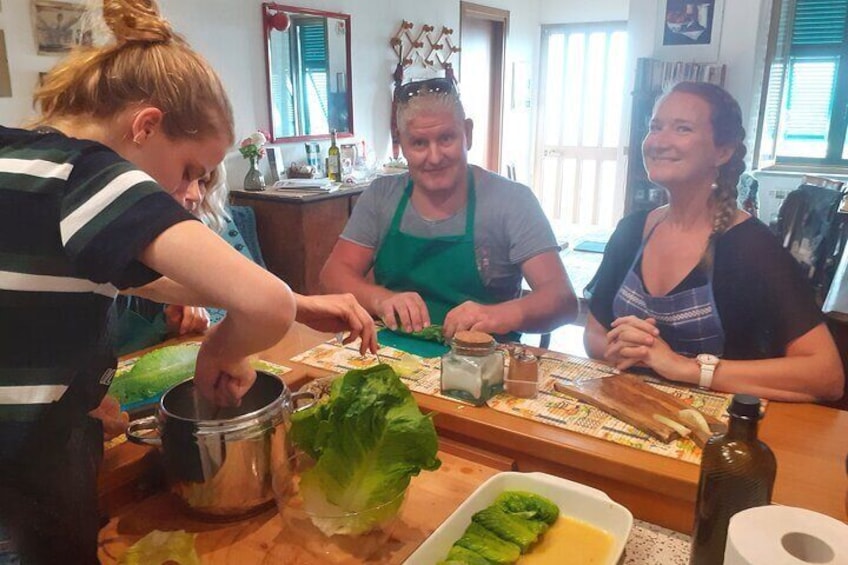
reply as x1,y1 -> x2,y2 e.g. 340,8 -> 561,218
103,0 -> 173,44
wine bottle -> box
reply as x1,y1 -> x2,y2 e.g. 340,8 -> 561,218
689,394 -> 776,565
327,129 -> 341,181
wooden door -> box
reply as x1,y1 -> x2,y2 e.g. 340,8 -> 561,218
460,2 -> 507,173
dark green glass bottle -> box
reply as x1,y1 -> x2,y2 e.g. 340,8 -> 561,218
689,394 -> 777,565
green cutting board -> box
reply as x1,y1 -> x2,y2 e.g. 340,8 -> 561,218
377,328 -> 449,359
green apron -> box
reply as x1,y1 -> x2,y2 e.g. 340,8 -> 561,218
374,170 -> 498,325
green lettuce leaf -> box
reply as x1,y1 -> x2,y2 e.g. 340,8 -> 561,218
109,344 -> 200,406
291,364 -> 441,535
118,529 -> 199,565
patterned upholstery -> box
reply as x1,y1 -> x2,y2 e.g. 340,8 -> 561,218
207,206 -> 266,324
226,205 -> 266,269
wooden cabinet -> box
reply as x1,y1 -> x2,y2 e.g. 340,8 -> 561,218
231,186 -> 367,294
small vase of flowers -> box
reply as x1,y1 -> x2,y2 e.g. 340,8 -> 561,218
240,130 -> 268,191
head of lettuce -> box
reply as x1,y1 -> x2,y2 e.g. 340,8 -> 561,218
290,364 -> 442,536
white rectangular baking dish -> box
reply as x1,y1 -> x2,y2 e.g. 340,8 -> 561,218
405,471 -> 633,565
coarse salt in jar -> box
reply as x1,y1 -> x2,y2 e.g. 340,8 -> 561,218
440,330 -> 504,406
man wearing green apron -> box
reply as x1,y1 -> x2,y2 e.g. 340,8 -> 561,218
321,78 -> 577,341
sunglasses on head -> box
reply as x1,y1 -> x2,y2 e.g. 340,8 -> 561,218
396,78 -> 457,103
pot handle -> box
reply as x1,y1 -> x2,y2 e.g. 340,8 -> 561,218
291,390 -> 316,413
125,415 -> 162,447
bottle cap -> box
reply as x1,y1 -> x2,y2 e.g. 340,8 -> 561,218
728,394 -> 762,420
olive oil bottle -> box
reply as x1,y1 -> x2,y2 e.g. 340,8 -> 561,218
689,394 -> 776,565
327,129 -> 341,181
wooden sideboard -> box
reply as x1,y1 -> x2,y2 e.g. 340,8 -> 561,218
231,185 -> 367,295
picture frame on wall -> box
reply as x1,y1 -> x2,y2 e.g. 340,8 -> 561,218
0,30 -> 11,98
31,0 -> 90,55
654,0 -> 724,62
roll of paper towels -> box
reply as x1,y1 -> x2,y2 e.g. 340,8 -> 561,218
724,505 -> 848,564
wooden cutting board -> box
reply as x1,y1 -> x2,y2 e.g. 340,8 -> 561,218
553,373 -> 726,445
97,450 -> 501,564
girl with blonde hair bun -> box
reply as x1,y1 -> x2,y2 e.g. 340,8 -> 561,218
585,82 -> 843,403
0,1 -> 376,561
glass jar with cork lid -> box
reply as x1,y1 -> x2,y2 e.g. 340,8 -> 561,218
440,330 -> 504,406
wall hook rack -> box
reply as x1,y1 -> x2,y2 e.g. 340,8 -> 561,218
390,20 -> 460,70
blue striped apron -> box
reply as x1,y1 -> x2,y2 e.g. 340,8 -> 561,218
612,224 -> 724,357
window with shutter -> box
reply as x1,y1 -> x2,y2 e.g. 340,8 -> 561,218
756,0 -> 848,167
294,18 -> 329,133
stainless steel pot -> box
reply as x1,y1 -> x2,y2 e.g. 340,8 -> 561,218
126,370 -> 313,521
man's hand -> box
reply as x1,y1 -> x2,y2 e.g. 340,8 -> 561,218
164,305 -> 211,336
443,301 -> 519,339
88,395 -> 129,440
296,293 -> 378,355
373,292 -> 430,334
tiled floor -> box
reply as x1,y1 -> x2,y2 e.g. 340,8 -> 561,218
519,221 -> 607,359
522,322 -> 588,357
546,322 -> 588,357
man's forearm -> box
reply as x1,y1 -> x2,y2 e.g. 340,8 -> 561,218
320,264 -> 393,316
510,282 -> 577,333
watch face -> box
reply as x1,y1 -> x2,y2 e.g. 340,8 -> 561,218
697,354 -> 719,365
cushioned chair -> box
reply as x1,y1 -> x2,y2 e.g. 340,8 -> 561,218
774,178 -> 847,305
226,205 -> 266,269
207,206 -> 266,324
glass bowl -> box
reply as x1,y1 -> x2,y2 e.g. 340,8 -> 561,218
276,454 -> 407,562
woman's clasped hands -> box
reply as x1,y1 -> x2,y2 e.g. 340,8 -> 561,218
605,316 -> 695,383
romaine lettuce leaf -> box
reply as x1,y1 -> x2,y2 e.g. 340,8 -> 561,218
109,344 -> 200,406
291,364 -> 441,535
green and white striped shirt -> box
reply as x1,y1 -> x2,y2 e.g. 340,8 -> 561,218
0,125 -> 194,431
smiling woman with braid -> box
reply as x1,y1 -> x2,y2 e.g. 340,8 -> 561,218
584,82 -> 843,402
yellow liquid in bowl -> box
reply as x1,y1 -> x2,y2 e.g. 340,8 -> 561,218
517,516 -> 614,565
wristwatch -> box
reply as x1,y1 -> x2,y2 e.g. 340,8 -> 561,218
696,354 -> 720,390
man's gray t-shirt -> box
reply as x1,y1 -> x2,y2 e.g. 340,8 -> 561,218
341,165 -> 559,303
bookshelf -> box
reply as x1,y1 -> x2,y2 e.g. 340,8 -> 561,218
624,58 -> 727,215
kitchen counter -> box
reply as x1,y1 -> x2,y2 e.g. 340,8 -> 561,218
99,441 -> 693,564
98,324 -> 848,560
98,449 -> 502,564
231,182 -> 369,204
255,324 -> 848,534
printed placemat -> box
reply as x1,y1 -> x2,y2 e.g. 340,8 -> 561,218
292,340 -> 739,463
486,351 -> 735,464
290,340 -> 456,401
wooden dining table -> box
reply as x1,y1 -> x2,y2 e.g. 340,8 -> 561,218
97,323 -> 848,561
254,324 -> 848,534
98,449 -> 504,564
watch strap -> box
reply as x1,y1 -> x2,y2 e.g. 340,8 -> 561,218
698,361 -> 716,389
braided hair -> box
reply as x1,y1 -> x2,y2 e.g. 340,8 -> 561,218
668,82 -> 747,239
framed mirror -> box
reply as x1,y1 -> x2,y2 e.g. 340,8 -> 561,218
263,3 -> 353,142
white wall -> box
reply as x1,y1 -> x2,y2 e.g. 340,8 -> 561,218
0,0 -> 778,196
0,0 -> 48,124
0,0 -> 543,188
625,0 -> 770,148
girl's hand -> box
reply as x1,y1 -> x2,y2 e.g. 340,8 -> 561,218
164,305 -> 211,336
